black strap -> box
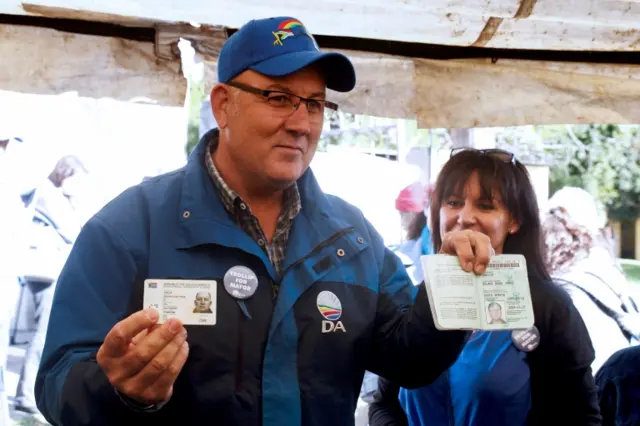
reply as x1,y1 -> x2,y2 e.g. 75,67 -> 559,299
558,277 -> 637,343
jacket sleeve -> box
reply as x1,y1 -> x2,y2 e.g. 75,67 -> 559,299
35,214 -> 157,426
595,346 -> 640,426
365,221 -> 469,389
527,280 -> 602,425
368,376 -> 408,426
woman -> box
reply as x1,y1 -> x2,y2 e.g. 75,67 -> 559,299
543,187 -> 640,374
369,148 -> 601,426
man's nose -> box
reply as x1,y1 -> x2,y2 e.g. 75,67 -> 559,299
284,103 -> 313,135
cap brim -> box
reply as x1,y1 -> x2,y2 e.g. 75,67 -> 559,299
250,51 -> 356,93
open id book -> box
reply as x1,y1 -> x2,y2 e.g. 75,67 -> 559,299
421,254 -> 534,331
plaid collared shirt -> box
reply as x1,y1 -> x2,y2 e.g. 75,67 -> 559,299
205,133 -> 301,292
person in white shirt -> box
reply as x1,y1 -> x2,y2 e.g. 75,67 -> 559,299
0,134 -> 33,426
14,156 -> 90,419
543,187 -> 640,374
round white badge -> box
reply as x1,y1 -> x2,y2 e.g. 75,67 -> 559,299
511,326 -> 541,352
223,266 -> 259,300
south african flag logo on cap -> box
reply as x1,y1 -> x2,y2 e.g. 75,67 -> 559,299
272,19 -> 309,46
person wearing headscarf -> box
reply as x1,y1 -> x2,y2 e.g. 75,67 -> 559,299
543,186 -> 640,374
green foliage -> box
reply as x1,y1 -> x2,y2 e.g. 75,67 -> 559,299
318,112 -> 397,152
545,124 -> 640,221
620,259 -> 640,286
185,76 -> 207,157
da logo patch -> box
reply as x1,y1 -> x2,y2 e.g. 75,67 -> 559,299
317,291 -> 342,320
317,291 -> 346,333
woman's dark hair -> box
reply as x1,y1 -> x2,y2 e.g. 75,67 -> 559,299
429,150 -> 550,281
406,211 -> 427,241
48,155 -> 87,188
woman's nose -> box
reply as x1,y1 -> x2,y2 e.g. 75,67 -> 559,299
457,204 -> 477,227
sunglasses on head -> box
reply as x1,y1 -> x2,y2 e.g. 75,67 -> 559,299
450,147 -> 516,165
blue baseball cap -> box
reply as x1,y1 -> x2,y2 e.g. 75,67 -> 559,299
218,17 -> 356,92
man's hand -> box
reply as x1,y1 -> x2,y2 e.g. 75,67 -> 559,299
440,230 -> 494,275
97,309 -> 189,405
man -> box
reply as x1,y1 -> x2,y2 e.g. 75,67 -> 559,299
487,302 -> 507,325
192,292 -> 213,314
36,16 -> 486,426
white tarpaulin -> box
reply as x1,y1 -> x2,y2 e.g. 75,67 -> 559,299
412,58 -> 640,128
2,0 -> 640,126
8,0 -> 640,51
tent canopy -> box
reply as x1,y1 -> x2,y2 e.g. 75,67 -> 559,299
5,0 -> 640,51
1,0 -> 640,127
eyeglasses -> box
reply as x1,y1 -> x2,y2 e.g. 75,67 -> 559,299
450,147 -> 516,165
226,81 -> 338,122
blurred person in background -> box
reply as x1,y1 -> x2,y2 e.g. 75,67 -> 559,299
13,156 -> 90,420
47,155 -> 98,228
0,134 -> 34,426
543,186 -> 640,374
394,183 -> 434,284
357,182 -> 436,421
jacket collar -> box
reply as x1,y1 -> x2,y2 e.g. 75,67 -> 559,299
176,129 -> 353,273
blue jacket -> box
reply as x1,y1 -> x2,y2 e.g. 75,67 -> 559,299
35,131 -> 468,426
399,331 -> 531,426
369,276 -> 603,426
596,345 -> 640,425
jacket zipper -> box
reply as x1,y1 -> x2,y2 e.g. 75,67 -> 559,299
276,227 -> 355,286
235,307 -> 246,392
234,227 -> 355,391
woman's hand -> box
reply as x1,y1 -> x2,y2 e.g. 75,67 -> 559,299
440,230 -> 495,274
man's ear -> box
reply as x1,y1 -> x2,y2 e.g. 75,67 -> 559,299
211,84 -> 231,129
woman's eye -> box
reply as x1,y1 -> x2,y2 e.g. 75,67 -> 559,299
447,200 -> 463,207
479,203 -> 495,210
